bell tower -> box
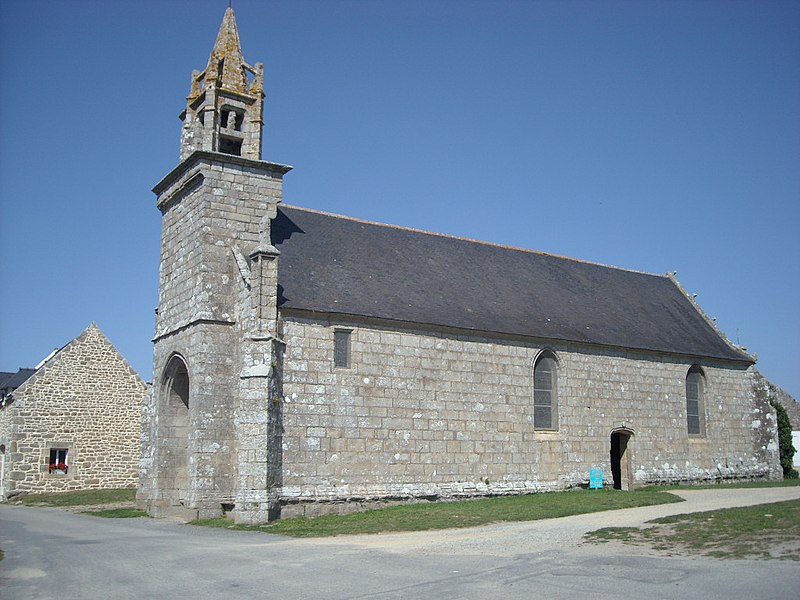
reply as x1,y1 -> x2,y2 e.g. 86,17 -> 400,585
139,7 -> 291,524
180,7 -> 264,160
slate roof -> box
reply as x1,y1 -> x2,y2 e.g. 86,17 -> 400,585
272,205 -> 751,363
0,368 -> 35,392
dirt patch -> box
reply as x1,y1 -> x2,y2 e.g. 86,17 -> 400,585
60,500 -> 137,514
585,522 -> 800,560
583,498 -> 800,560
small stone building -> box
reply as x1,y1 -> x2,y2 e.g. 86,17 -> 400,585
138,8 -> 781,523
0,324 -> 145,498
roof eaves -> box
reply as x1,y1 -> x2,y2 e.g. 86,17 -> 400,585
280,306 -> 755,365
665,272 -> 753,363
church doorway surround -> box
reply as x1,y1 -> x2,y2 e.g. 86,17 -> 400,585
610,428 -> 634,490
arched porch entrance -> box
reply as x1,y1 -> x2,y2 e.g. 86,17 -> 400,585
160,355 -> 190,501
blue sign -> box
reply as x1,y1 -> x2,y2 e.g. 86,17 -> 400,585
589,468 -> 604,489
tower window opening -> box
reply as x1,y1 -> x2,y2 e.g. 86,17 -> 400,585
221,109 -> 243,131
219,136 -> 242,156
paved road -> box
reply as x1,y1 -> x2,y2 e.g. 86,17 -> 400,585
1,488 -> 798,600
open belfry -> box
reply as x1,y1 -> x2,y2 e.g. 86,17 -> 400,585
138,8 -> 780,524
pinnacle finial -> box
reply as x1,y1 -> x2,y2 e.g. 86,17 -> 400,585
205,7 -> 249,94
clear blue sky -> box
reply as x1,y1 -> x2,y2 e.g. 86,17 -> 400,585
1,0 -> 798,399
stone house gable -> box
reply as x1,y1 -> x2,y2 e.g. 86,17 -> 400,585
766,376 -> 800,429
0,324 -> 145,497
754,371 -> 800,469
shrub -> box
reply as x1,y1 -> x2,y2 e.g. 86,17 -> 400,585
770,397 -> 798,479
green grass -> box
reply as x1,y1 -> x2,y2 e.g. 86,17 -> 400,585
584,499 -> 800,560
190,488 -> 683,537
17,488 -> 137,507
82,507 -> 149,518
638,479 -> 800,492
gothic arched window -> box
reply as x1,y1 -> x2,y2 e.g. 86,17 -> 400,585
534,351 -> 558,430
686,366 -> 706,436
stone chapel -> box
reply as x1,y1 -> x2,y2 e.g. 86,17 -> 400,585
137,8 -> 781,523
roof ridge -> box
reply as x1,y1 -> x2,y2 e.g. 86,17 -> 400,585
281,204 -> 663,278
10,324 -> 146,399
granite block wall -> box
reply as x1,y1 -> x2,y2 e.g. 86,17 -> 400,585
278,314 -> 779,516
153,153 -> 286,341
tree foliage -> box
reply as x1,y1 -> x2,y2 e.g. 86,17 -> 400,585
770,397 -> 798,479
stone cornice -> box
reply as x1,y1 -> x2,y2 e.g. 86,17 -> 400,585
152,318 -> 236,344
279,307 -> 755,368
153,150 -> 292,197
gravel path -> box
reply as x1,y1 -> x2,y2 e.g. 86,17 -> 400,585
307,486 -> 800,557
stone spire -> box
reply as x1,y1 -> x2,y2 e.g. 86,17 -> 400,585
180,7 -> 265,161
204,7 -> 251,95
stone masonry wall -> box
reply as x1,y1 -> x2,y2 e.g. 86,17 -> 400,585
139,323 -> 240,518
0,391 -> 13,496
154,153 -> 286,341
1,324 -> 145,495
278,313 -> 778,516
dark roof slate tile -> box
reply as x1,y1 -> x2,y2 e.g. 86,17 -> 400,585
0,368 -> 36,392
272,205 -> 750,363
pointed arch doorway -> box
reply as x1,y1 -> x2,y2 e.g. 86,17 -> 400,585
161,354 -> 190,501
610,428 -> 634,491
